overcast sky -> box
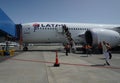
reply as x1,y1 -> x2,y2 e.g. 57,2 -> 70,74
0,0 -> 120,24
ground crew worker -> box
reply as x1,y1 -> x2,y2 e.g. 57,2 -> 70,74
65,43 -> 70,56
102,41 -> 111,66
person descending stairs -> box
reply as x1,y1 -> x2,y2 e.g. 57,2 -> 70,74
62,25 -> 76,52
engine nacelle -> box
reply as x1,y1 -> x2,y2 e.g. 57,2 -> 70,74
85,29 -> 120,47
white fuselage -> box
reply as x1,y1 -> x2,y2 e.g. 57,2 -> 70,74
21,22 -> 120,45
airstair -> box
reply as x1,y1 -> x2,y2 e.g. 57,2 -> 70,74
62,25 -> 76,52
61,26 -> 86,53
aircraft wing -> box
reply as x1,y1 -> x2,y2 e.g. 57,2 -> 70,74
77,33 -> 85,38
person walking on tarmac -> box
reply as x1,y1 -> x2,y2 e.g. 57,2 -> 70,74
102,41 -> 111,66
65,43 -> 70,56
106,43 -> 112,59
85,44 -> 92,56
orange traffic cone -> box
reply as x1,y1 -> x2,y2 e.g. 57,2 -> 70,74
54,51 -> 60,67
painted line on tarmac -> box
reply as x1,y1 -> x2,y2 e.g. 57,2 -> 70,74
11,58 -> 120,70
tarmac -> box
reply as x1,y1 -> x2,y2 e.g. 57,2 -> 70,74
0,45 -> 120,83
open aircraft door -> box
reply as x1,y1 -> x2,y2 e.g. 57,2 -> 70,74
56,26 -> 67,42
16,24 -> 22,49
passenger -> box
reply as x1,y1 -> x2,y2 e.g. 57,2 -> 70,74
106,43 -> 112,59
62,25 -> 66,33
98,42 -> 103,54
70,39 -> 74,48
102,41 -> 111,66
85,44 -> 92,56
65,43 -> 70,56
65,27 -> 68,32
82,45 -> 86,54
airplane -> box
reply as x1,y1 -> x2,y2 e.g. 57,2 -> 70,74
0,8 -> 120,52
20,22 -> 120,51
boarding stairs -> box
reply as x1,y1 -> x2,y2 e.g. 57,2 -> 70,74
62,27 -> 84,53
62,25 -> 76,52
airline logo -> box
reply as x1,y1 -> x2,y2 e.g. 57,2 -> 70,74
33,23 -> 40,32
33,23 -> 65,32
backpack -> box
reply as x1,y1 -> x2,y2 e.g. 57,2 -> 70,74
109,52 -> 112,59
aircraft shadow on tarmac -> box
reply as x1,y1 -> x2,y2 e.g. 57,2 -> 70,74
16,49 -> 60,52
80,55 -> 89,57
91,64 -> 106,67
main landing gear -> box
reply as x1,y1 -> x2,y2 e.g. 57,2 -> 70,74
23,46 -> 28,51
23,44 -> 28,51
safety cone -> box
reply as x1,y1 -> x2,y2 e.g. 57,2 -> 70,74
54,51 -> 60,67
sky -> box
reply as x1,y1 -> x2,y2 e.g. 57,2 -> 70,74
0,0 -> 120,24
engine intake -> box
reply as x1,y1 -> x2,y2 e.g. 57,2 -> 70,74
85,30 -> 93,46
85,29 -> 120,47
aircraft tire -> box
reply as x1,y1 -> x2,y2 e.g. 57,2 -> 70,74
23,47 -> 28,51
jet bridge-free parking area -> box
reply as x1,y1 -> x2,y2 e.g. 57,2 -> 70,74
0,45 -> 120,83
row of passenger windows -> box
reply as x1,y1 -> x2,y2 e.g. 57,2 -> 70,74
38,27 -> 88,30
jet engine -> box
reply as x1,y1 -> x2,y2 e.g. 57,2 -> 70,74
85,29 -> 120,47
